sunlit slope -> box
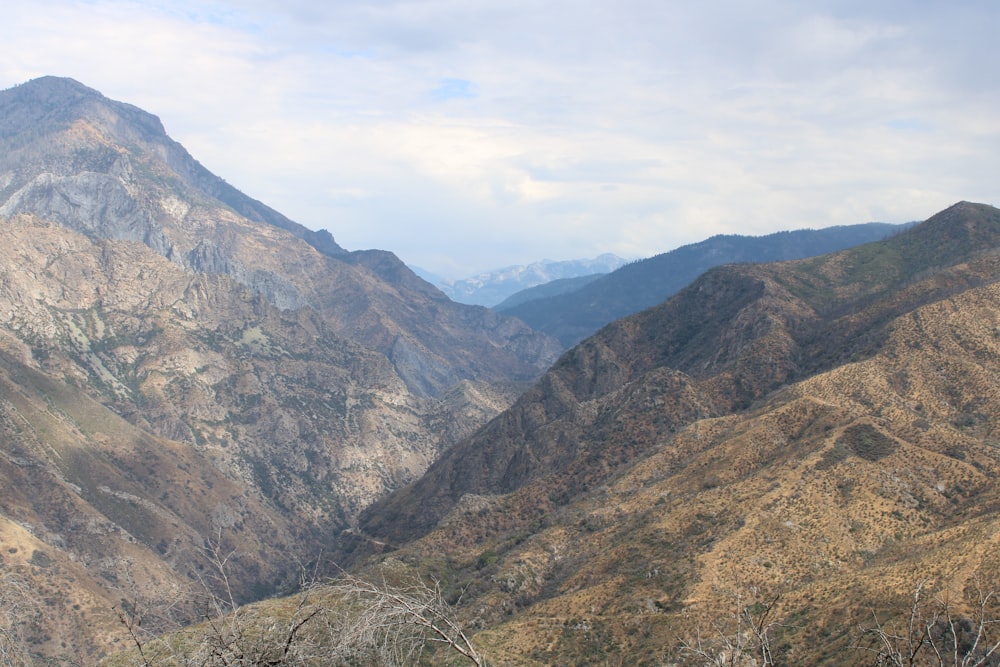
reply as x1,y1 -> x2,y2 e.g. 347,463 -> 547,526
355,202 -> 1000,665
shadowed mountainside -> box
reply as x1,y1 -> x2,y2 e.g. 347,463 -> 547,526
492,273 -> 605,310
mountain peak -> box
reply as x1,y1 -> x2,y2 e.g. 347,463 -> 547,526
6,75 -> 100,99
920,200 -> 999,227
1,75 -> 167,144
926,199 -> 999,226
889,201 -> 1000,269
0,75 -> 349,257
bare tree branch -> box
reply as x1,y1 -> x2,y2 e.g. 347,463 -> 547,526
323,566 -> 487,666
856,579 -> 1000,667
0,572 -> 36,667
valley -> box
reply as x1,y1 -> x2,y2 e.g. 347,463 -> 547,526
0,77 -> 557,662
0,76 -> 998,666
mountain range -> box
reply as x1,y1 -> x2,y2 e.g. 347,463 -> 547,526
354,201 -> 1000,665
2,75 -> 999,666
431,254 -> 629,307
496,223 -> 912,347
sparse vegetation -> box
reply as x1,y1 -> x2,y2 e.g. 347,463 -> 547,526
679,586 -> 783,667
678,580 -> 1000,667
0,573 -> 36,667
104,553 -> 487,667
6,78 -> 1000,667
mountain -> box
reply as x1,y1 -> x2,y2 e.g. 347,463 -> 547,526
0,77 -> 560,395
0,76 -> 559,661
493,273 -> 605,310
0,76 -> 345,259
354,202 -> 1000,665
435,253 -> 629,306
497,222 -> 911,347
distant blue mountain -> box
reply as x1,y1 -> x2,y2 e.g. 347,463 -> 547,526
433,254 -> 629,306
493,274 -> 606,310
496,222 -> 914,347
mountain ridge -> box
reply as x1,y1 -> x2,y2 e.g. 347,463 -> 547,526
349,202 -> 1000,664
362,203 -> 999,542
493,273 -> 605,310
498,221 -> 912,347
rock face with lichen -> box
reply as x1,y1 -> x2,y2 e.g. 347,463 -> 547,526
0,76 -> 560,662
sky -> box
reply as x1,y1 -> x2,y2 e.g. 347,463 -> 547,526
2,1 -> 999,279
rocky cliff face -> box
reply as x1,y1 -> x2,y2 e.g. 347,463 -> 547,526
0,77 -> 561,396
0,76 -> 344,259
0,76 -> 560,661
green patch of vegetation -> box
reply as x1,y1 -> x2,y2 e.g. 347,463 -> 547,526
773,262 -> 837,309
475,548 -> 499,570
29,550 -> 52,568
837,423 -> 898,462
840,242 -> 903,288
816,441 -> 851,470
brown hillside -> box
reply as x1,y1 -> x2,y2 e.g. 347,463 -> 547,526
354,202 -> 1000,665
360,202 -> 1000,544
0,76 -> 559,661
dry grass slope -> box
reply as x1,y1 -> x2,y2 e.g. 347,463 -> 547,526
350,203 -> 1000,666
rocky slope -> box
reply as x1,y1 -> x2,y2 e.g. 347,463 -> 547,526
354,202 -> 1000,665
0,76 -> 559,661
0,77 -> 560,395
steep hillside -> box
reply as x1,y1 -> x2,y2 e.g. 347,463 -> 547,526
498,222 -> 909,347
0,77 -> 560,395
355,202 -> 1000,665
0,77 -> 559,661
0,324 -> 297,662
0,75 -> 345,259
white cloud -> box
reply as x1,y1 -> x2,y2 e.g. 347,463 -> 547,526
1,0 -> 999,277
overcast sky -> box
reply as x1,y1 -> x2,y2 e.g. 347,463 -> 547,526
2,1 -> 999,278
